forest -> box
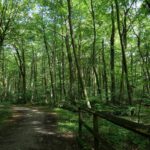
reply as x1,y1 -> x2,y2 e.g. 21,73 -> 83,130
0,0 -> 150,150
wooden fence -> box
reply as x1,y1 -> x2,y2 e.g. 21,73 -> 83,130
64,106 -> 150,150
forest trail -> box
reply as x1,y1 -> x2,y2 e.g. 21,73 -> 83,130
0,106 -> 78,150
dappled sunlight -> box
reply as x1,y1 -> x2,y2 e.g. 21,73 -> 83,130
58,122 -> 77,133
12,107 -> 30,111
34,127 -> 56,135
47,112 -> 57,116
0,105 -> 5,108
0,106 -> 78,149
0,0 -> 149,149
32,109 -> 39,112
32,109 -> 43,114
31,121 -> 41,125
12,114 -> 21,118
26,113 -> 33,117
60,133 -> 75,139
59,122 -> 75,127
35,111 -> 44,114
48,124 -> 57,127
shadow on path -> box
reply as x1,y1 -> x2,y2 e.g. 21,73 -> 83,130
0,106 -> 78,150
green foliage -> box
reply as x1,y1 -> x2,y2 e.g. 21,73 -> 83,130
0,0 -> 149,148
80,115 -> 150,150
53,108 -> 78,133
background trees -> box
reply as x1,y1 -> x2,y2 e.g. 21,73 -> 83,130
0,0 -> 149,107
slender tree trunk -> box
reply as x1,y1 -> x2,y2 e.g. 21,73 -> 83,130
90,0 -> 101,96
21,42 -> 26,103
42,53 -> 48,103
67,0 -> 91,108
119,70 -> 124,103
115,0 -> 132,105
137,35 -> 150,91
30,49 -> 37,102
60,1 -> 66,100
2,47 -> 7,101
14,44 -> 26,103
65,33 -> 75,101
52,18 -> 57,103
61,40 -> 66,98
43,29 -> 56,105
110,4 -> 116,104
130,50 -> 134,97
102,39 -> 109,102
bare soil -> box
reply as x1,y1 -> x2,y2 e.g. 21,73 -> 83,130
0,106 -> 78,150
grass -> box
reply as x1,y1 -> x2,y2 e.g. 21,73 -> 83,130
52,107 -> 150,150
98,118 -> 150,150
53,108 -> 78,133
22,104 -> 150,150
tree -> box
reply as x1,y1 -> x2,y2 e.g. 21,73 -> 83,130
67,0 -> 91,108
115,0 -> 133,105
110,4 -> 116,104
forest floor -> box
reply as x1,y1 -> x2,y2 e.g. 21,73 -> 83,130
0,106 -> 78,150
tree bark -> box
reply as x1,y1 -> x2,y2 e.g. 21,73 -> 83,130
102,39 -> 109,102
90,0 -> 101,96
65,33 -> 75,101
115,0 -> 132,105
110,4 -> 116,104
67,0 -> 91,108
43,28 -> 56,105
14,44 -> 26,103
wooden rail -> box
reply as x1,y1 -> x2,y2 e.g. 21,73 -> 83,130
63,105 -> 150,150
79,108 -> 116,150
79,107 -> 150,150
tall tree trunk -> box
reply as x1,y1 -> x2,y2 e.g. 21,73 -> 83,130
30,49 -> 37,102
90,0 -> 101,96
137,35 -> 150,91
67,0 -> 91,108
102,39 -> 109,102
119,70 -> 124,103
65,33 -> 75,102
60,0 -> 66,100
42,53 -> 48,103
21,41 -> 26,103
52,17 -> 57,103
115,0 -> 132,105
14,44 -> 26,103
1,47 -> 7,101
61,37 -> 66,98
43,29 -> 56,105
110,4 -> 116,104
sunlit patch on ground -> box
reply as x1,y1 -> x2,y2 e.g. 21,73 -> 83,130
47,112 -> 57,115
34,127 -> 56,135
32,109 -> 39,112
60,132 -> 75,138
31,121 -> 41,125
32,109 -> 44,114
0,105 -> 5,108
26,113 -> 33,117
12,114 -> 21,118
0,106 -> 78,150
12,107 -> 30,111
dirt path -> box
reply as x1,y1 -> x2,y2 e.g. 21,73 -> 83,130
0,106 -> 78,150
